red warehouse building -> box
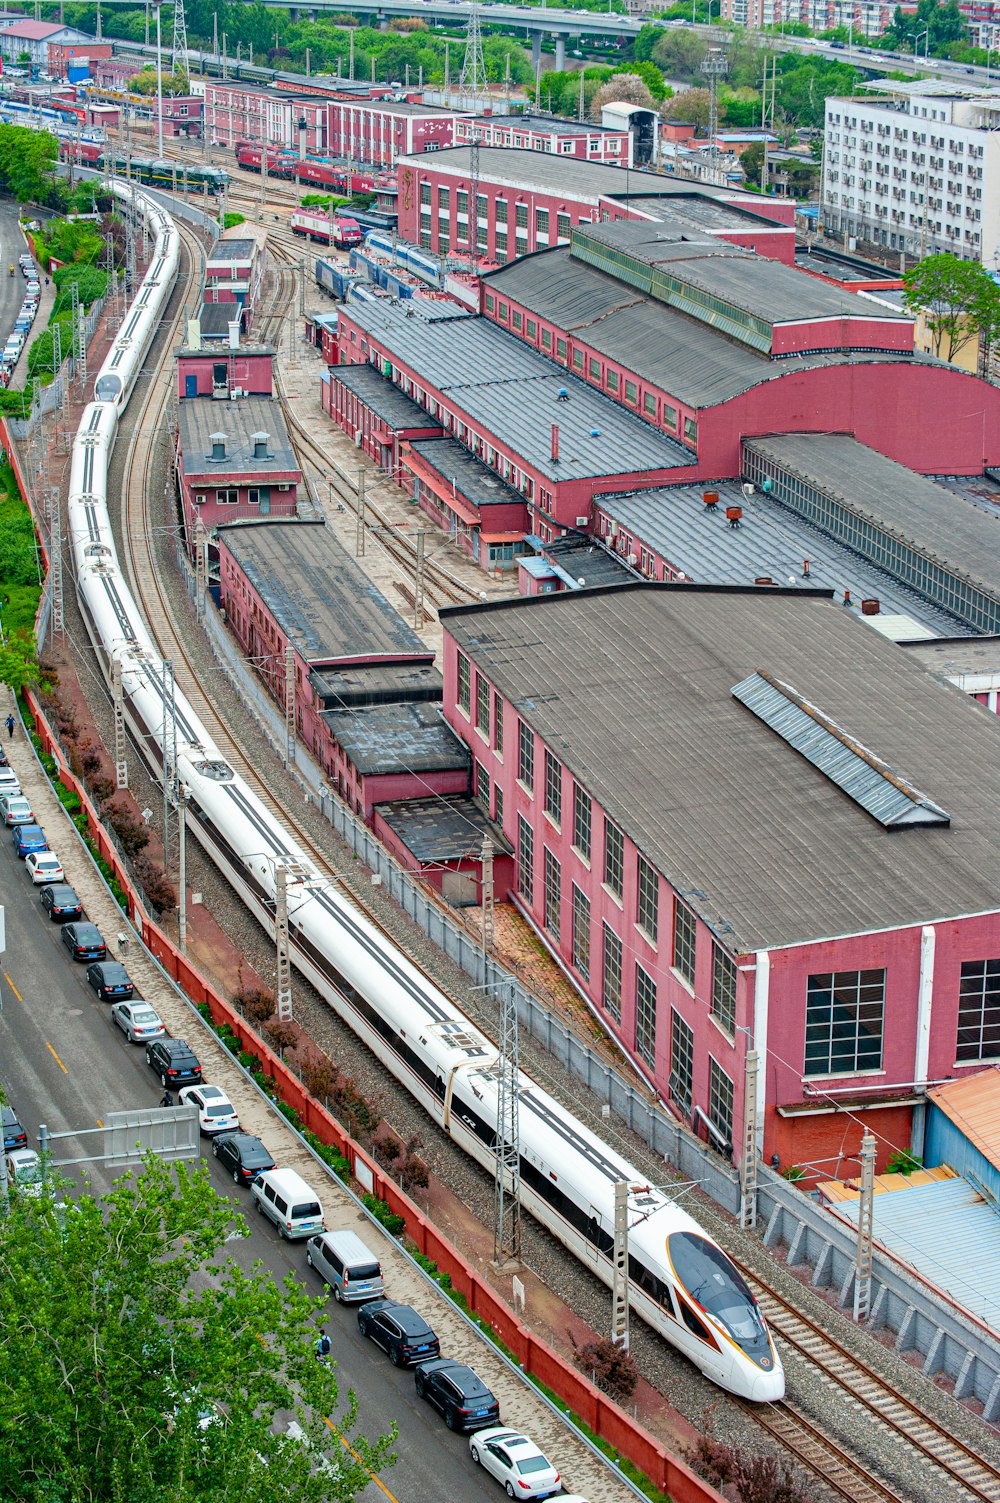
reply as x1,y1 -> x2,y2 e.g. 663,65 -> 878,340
321,363 -> 444,481
395,146 -> 797,265
455,114 -> 630,166
327,97 -> 469,168
156,95 -> 203,139
204,228 -> 268,333
203,82 -> 328,152
440,584 -> 1000,1173
175,399 -> 302,545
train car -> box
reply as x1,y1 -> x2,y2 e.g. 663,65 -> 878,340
293,157 -> 377,195
235,143 -> 296,179
315,257 -> 362,301
59,137 -> 103,165
99,154 -> 229,195
291,209 -> 362,249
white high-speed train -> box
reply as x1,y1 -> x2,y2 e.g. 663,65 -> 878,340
66,186 -> 784,1404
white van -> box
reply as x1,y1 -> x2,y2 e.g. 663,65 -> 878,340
306,1229 -> 385,1303
250,1167 -> 324,1240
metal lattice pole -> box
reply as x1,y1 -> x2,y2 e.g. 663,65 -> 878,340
701,48 -> 729,159
112,656 -> 128,789
284,644 -> 296,766
413,529 -> 425,628
77,299 -> 87,387
49,487 -> 63,638
70,280 -> 80,376
275,864 -> 293,1022
739,1048 -> 759,1230
194,516 -> 207,622
611,1181 -> 630,1349
853,1133 -> 877,1321
172,0 -> 188,78
161,659 -> 177,876
356,468 -> 366,556
177,786 -> 188,953
493,982 -> 522,1266
480,835 -> 494,956
459,0 -> 487,109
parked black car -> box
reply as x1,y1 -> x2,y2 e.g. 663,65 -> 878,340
357,1300 -> 440,1368
145,1037 -> 202,1088
60,922 -> 107,962
2,1106 -> 28,1151
414,1358 -> 501,1433
212,1132 -> 276,1185
40,883 -> 82,922
86,961 -> 134,1001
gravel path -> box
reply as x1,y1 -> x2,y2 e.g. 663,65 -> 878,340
39,251 -> 1000,1503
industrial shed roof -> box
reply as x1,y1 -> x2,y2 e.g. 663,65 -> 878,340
928,1069 -> 1000,1175
441,586 -> 1000,952
218,521 -> 431,665
178,397 -> 297,477
344,300 -> 690,482
397,146 -> 724,202
329,363 -> 440,433
376,794 -> 512,863
323,700 -> 469,776
407,438 -> 526,511
484,249 -> 922,410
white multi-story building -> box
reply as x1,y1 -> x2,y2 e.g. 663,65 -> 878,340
822,80 -> 1000,264
719,0 -> 892,35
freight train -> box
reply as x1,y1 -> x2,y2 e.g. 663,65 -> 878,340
57,137 -> 229,193
67,181 -> 784,1407
234,142 -> 381,196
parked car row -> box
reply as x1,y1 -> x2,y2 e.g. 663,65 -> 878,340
1,253 -> 40,384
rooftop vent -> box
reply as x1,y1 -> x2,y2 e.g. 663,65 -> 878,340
208,432 -> 227,461
557,387 -> 569,401
251,431 -> 271,460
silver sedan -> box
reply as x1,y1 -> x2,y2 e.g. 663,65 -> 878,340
111,1000 -> 166,1043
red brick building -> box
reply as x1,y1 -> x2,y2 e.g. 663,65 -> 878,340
175,340 -> 276,401
175,399 -> 302,544
455,113 -> 630,165
202,82 -> 328,152
321,364 -> 444,482
327,96 -> 468,167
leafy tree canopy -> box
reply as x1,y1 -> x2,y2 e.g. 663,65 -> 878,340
0,1154 -> 397,1503
902,252 -> 1000,362
0,124 -> 59,204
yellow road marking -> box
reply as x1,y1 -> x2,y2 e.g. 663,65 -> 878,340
323,1416 -> 400,1501
4,971 -> 22,1002
45,1041 -> 69,1074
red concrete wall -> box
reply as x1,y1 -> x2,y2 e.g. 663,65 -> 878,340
176,351 -> 274,399
772,314 -> 912,356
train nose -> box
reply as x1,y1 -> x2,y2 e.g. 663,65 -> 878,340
749,1360 -> 786,1404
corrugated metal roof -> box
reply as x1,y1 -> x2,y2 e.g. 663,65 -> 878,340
376,794 -> 512,863
178,397 -> 298,475
834,1176 -> 1000,1334
732,671 -> 950,828
928,1068 -> 1000,1174
398,146 -> 732,204
441,587 -> 1000,951
323,701 -> 469,776
408,438 -> 526,511
331,363 -> 438,433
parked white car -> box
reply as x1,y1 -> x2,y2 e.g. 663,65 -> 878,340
178,1083 -> 240,1136
469,1428 -> 562,1499
24,850 -> 64,885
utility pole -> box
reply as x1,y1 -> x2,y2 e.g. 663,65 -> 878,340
480,835 -> 494,955
112,656 -> 128,789
853,1132 -> 877,1321
275,863 -> 293,1022
460,0 -> 488,111
154,0 -> 164,164
493,982 -> 522,1266
739,1048 -> 759,1230
611,1180 -> 630,1350
49,487 -> 63,640
701,46 -> 728,161
177,786 -> 188,952
77,298 -> 87,388
194,517 -> 207,623
413,528 -> 425,628
161,659 -> 177,877
284,643 -> 296,767
356,467 -> 366,556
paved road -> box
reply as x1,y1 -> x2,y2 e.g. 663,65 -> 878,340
0,738 -> 621,1502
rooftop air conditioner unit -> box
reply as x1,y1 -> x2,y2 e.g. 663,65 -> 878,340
742,482 -> 755,500
355,429 -> 363,446
575,515 -> 589,528
627,553 -> 638,567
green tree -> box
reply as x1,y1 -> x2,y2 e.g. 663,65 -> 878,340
651,28 -> 708,81
634,23 -> 659,62
902,253 -> 1000,365
0,1155 -> 397,1502
614,58 -> 666,101
0,124 -> 59,204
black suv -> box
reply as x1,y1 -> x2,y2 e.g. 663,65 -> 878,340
414,1358 -> 500,1433
145,1037 -> 202,1088
41,883 -> 82,922
60,922 -> 107,962
357,1300 -> 440,1367
2,1105 -> 27,1151
212,1132 -> 275,1186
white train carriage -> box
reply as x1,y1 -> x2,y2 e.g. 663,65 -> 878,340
66,180 -> 784,1405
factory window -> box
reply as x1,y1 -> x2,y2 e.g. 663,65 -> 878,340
457,652 -> 471,714
635,965 -> 657,1069
544,848 -> 561,939
669,1010 -> 694,1118
495,197 -> 508,225
495,232 -> 508,261
457,189 -> 468,216
573,349 -> 584,371
541,328 -> 552,350
673,900 -> 697,987
494,783 -> 504,829
518,718 -> 534,792
512,310 -> 523,331
625,380 -> 638,406
420,232 -> 432,250
663,404 -> 678,431
543,749 -> 561,826
492,692 -> 504,753
536,207 -> 549,238
572,783 -> 591,863
419,182 -> 431,206
517,815 -> 534,905
712,944 -> 737,1037
604,819 -> 624,901
606,369 -> 619,394
485,293 -> 495,314
588,357 -> 601,381
216,488 -> 239,504
557,212 -> 571,240
684,416 -> 698,445
438,186 -> 450,210
527,318 -> 537,339
476,762 -> 490,810
636,856 -> 658,945
805,969 -> 885,1076
956,958 -> 1000,1061
475,673 -> 490,737
497,301 -> 508,321
556,338 -> 567,360
708,1059 -> 734,1150
602,924 -> 623,1022
572,885 -> 590,980
247,489 -> 263,506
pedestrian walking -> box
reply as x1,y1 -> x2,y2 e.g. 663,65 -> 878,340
159,1090 -> 173,1108
315,1328 -> 332,1363
5,713 -> 14,739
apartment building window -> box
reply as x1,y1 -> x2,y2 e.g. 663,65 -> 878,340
673,900 -> 697,986
572,885 -> 591,980
543,848 -> 561,939
543,749 -> 561,825
518,719 -> 534,791
708,1059 -> 734,1150
475,674 -> 490,737
711,943 -> 737,1036
492,692 -> 504,753
217,488 -> 239,504
604,819 -> 624,899
602,924 -> 622,1021
669,1010 -> 694,1117
805,969 -> 885,1076
517,815 -> 534,904
956,958 -> 1000,1062
476,762 -> 490,810
635,965 -> 657,1069
636,856 -> 658,945
572,784 -> 591,861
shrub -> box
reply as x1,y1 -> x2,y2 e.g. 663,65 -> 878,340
132,854 -> 175,912
886,1149 -> 921,1176
105,801 -> 151,856
571,1336 -> 638,1402
301,1054 -> 338,1104
237,985 -> 278,1025
263,1017 -> 298,1055
88,773 -> 115,806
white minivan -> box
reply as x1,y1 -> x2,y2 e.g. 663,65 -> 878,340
306,1229 -> 385,1303
250,1167 -> 324,1240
